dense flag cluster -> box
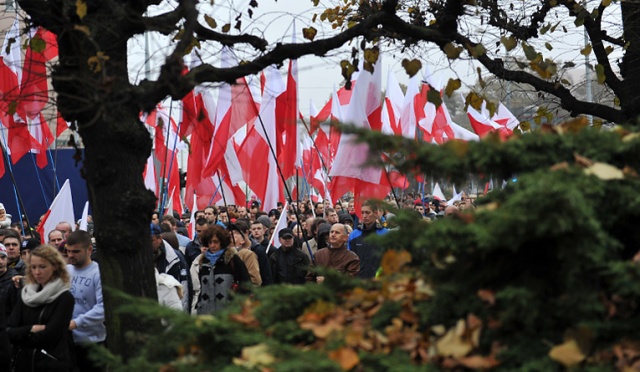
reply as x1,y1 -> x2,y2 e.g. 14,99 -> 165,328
0,16 -> 60,178
0,16 -> 520,212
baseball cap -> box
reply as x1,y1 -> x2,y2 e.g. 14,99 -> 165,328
278,228 -> 294,239
21,238 -> 40,252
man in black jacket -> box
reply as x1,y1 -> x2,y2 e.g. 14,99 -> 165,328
270,228 -> 309,284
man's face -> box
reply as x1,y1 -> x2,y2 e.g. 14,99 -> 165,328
3,238 -> 20,260
237,207 -> 247,218
361,206 -> 376,226
151,234 -> 163,251
204,208 -> 216,222
348,202 -> 355,214
20,249 -> 30,263
249,207 -> 258,220
195,224 -> 207,239
66,243 -> 92,268
327,211 -> 338,224
56,223 -> 72,238
328,224 -> 348,248
315,204 -> 324,215
251,224 -> 265,241
151,213 -> 159,225
279,234 -> 295,249
414,205 -> 425,215
277,204 -> 283,212
219,212 -> 229,224
48,230 -> 64,246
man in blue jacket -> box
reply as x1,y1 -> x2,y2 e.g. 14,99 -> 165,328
348,200 -> 388,279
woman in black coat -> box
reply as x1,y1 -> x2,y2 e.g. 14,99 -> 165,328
7,245 -> 75,372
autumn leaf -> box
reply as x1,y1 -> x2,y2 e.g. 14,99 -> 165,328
340,60 -> 356,82
76,0 -> 87,19
221,23 -> 231,33
500,36 -> 517,51
522,42 -> 542,63
380,250 -> 412,275
87,51 -> 110,73
329,347 -> 359,371
444,78 -> 461,97
204,14 -> 217,29
427,89 -> 442,108
443,43 -> 463,59
302,27 -> 317,41
465,92 -> 483,111
232,344 -> 277,369
363,47 -> 379,64
549,339 -> 586,367
584,162 -> 624,180
401,59 -> 422,77
29,36 -> 46,53
580,44 -> 592,56
595,64 -> 606,84
469,43 -> 486,57
436,319 -> 474,358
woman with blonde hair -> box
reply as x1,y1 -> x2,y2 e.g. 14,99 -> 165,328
7,245 -> 74,372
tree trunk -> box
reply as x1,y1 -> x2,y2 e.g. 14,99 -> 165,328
621,1 -> 640,119
52,24 -> 158,359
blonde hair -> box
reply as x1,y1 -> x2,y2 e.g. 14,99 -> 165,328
26,245 -> 71,285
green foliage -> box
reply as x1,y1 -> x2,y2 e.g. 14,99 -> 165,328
97,128 -> 640,370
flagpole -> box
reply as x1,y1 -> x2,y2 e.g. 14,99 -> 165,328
0,142 -> 33,237
255,112 -> 315,264
158,102 -> 174,215
29,153 -> 50,206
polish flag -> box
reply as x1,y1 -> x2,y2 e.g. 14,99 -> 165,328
184,90 -> 215,209
21,28 -> 51,119
187,196 -> 197,239
202,47 -> 259,178
237,65 -> 284,211
275,31 -> 300,180
398,72 -> 423,139
432,183 -> 446,201
143,154 -> 157,193
381,71 -> 404,135
37,179 -> 75,243
28,112 -> 54,168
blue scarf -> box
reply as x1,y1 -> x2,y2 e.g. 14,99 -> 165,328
205,249 -> 225,266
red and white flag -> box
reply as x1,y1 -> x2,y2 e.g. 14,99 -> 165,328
269,201 -> 289,249
37,179 -> 75,243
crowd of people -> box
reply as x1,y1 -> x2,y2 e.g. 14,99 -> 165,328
0,192 -> 475,370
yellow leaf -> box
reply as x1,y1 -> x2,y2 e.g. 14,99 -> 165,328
76,0 -> 87,19
469,43 -> 486,57
605,45 -> 614,55
443,43 -> 463,59
221,23 -> 231,33
380,250 -> 412,275
302,27 -> 317,41
595,64 -> 606,84
465,92 -> 483,111
232,343 -> 277,369
545,42 -> 553,51
444,78 -> 461,97
581,44 -> 592,56
204,14 -> 217,29
436,320 -> 474,358
500,36 -> 517,51
363,47 -> 379,64
602,0 -> 611,6
522,42 -> 542,63
401,59 -> 422,77
549,339 -> 586,367
584,162 -> 625,180
328,347 -> 359,371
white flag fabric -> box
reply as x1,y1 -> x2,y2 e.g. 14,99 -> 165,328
38,179 -> 75,243
269,202 -> 289,249
78,201 -> 89,231
432,182 -> 446,201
